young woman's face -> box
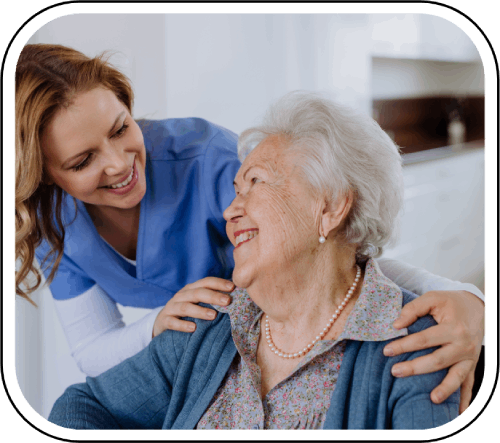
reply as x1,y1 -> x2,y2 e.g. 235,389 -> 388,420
41,87 -> 147,211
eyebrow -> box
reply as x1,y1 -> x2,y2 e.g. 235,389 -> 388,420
233,164 -> 266,188
61,112 -> 126,168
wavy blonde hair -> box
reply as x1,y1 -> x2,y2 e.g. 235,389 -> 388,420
15,44 -> 134,304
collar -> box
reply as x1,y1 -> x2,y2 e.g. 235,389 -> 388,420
213,258 -> 407,343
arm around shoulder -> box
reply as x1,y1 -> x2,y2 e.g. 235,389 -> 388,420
54,284 -> 163,376
377,257 -> 484,302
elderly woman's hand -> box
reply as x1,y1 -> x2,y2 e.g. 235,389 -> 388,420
383,290 -> 484,413
152,277 -> 234,338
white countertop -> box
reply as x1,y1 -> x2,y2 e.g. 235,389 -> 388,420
402,140 -> 484,165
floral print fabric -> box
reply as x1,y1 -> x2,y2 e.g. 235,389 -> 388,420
196,259 -> 407,429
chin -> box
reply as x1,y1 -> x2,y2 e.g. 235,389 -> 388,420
231,265 -> 253,289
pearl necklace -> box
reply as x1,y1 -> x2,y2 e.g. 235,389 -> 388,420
264,264 -> 361,359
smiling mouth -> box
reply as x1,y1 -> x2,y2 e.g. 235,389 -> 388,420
234,229 -> 259,248
105,163 -> 134,189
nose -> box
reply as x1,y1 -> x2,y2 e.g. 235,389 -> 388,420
223,194 -> 245,222
103,143 -> 129,177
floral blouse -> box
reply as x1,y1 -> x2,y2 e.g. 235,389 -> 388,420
196,259 -> 408,430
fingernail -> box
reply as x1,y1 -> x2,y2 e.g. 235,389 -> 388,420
392,367 -> 402,377
221,296 -> 230,304
384,347 -> 394,357
226,282 -> 234,289
434,391 -> 443,403
188,324 -> 196,332
207,311 -> 216,319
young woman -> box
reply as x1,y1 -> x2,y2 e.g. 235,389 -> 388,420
15,44 -> 484,412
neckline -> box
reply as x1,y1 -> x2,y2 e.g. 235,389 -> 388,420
72,155 -> 149,277
99,234 -> 137,265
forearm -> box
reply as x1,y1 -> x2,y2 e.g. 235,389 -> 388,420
377,257 -> 484,302
54,285 -> 163,376
72,307 -> 162,376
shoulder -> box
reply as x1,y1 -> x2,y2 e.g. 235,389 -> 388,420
150,303 -> 233,368
137,118 -> 238,161
385,298 -> 460,427
151,302 -> 231,348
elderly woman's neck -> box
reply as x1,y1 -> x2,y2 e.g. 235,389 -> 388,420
247,241 -> 361,330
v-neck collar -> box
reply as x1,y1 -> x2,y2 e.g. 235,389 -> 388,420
67,154 -> 151,282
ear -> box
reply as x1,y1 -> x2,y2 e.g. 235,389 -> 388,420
321,190 -> 354,238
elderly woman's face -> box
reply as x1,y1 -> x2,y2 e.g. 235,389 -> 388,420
224,136 -> 322,289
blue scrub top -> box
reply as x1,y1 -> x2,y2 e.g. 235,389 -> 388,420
35,118 -> 241,308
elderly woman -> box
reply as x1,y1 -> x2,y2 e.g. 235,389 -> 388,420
49,92 -> 462,429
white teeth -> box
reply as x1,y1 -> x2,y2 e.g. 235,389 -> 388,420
109,167 -> 134,189
235,230 -> 258,246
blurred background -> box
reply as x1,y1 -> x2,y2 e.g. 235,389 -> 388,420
17,13 -> 484,419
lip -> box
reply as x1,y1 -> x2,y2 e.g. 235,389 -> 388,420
234,228 -> 259,238
104,160 -> 138,196
234,228 -> 259,248
108,165 -> 134,187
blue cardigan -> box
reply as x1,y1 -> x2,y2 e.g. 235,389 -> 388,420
48,290 -> 459,429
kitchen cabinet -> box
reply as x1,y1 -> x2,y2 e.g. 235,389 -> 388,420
383,146 -> 484,290
369,14 -> 481,63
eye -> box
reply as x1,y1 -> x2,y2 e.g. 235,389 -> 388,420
72,154 -> 93,172
251,177 -> 262,185
111,123 -> 129,139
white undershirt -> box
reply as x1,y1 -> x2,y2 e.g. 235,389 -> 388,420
99,235 -> 137,266
53,256 -> 484,377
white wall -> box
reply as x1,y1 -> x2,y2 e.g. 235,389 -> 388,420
29,14 -> 169,119
18,13 -> 484,419
162,14 -> 374,133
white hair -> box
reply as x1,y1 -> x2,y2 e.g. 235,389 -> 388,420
237,91 -> 404,261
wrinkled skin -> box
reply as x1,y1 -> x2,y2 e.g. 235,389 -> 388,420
223,135 -> 359,325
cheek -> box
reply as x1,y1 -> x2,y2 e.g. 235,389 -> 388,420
256,187 -> 316,259
130,123 -> 146,151
134,135 -> 147,169
76,174 -> 100,193
51,169 -> 101,196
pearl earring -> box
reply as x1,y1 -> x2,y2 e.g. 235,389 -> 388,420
319,235 -> 326,243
